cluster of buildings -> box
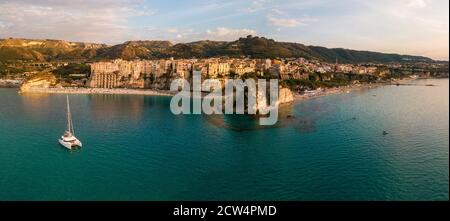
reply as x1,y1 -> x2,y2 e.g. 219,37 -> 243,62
89,58 -> 264,88
87,57 -> 438,89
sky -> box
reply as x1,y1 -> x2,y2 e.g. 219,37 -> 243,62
0,0 -> 448,60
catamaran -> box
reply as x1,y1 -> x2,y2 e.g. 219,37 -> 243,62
58,95 -> 82,149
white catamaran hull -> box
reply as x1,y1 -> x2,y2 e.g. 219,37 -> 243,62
58,138 -> 82,149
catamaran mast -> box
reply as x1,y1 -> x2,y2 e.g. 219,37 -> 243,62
66,95 -> 74,135
71,112 -> 75,136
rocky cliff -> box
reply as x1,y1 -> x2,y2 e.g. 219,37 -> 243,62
252,87 -> 294,114
19,72 -> 58,93
278,88 -> 294,105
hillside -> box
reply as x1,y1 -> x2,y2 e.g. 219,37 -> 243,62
152,36 -> 431,62
95,40 -> 173,60
0,36 -> 433,63
0,38 -> 106,62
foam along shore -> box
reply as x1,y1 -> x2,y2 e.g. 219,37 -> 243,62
0,79 -> 22,88
294,83 -> 385,101
18,86 -> 294,104
18,82 -> 382,103
19,87 -> 176,97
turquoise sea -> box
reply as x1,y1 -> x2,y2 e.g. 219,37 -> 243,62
0,79 -> 448,200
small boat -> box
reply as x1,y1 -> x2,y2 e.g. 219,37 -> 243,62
58,95 -> 82,149
382,131 -> 389,135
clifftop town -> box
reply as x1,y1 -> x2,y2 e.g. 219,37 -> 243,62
2,36 -> 448,94
85,57 -> 447,92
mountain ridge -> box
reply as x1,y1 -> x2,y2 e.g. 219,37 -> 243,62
0,36 -> 433,63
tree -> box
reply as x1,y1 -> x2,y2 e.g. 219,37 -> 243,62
229,71 -> 238,79
52,63 -> 90,80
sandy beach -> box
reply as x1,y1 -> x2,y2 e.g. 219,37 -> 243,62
293,83 -> 386,101
19,87 -> 176,97
19,82 -> 389,103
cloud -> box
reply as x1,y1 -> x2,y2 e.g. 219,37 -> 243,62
241,0 -> 272,13
404,0 -> 429,8
370,0 -> 447,35
267,10 -> 317,28
167,28 -> 179,33
131,26 -> 257,43
205,27 -> 257,41
266,9 -> 318,28
0,0 -> 154,44
267,16 -> 303,28
325,0 -> 448,60
270,8 -> 284,15
0,0 -> 447,60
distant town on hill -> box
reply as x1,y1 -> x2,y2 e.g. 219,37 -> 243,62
0,35 -> 434,63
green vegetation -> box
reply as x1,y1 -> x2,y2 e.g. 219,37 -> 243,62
228,71 -> 239,79
0,38 -> 105,62
282,78 -> 350,91
240,72 -> 260,80
0,46 -> 45,62
308,46 -> 431,63
52,63 -> 90,78
0,63 -> 6,77
0,62 -> 44,76
95,41 -> 172,60
0,37 -> 433,63
23,71 -> 57,83
150,36 -> 431,62
281,72 -> 379,92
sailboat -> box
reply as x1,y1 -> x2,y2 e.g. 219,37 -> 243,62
58,95 -> 82,149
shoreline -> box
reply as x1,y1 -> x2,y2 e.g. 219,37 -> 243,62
292,77 -> 438,101
17,78 -> 431,102
0,80 -> 22,88
293,82 -> 387,101
19,83 -> 382,103
19,87 -> 176,97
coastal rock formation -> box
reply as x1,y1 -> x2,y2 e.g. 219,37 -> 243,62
278,88 -> 294,105
19,72 -> 57,93
252,87 -> 294,113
